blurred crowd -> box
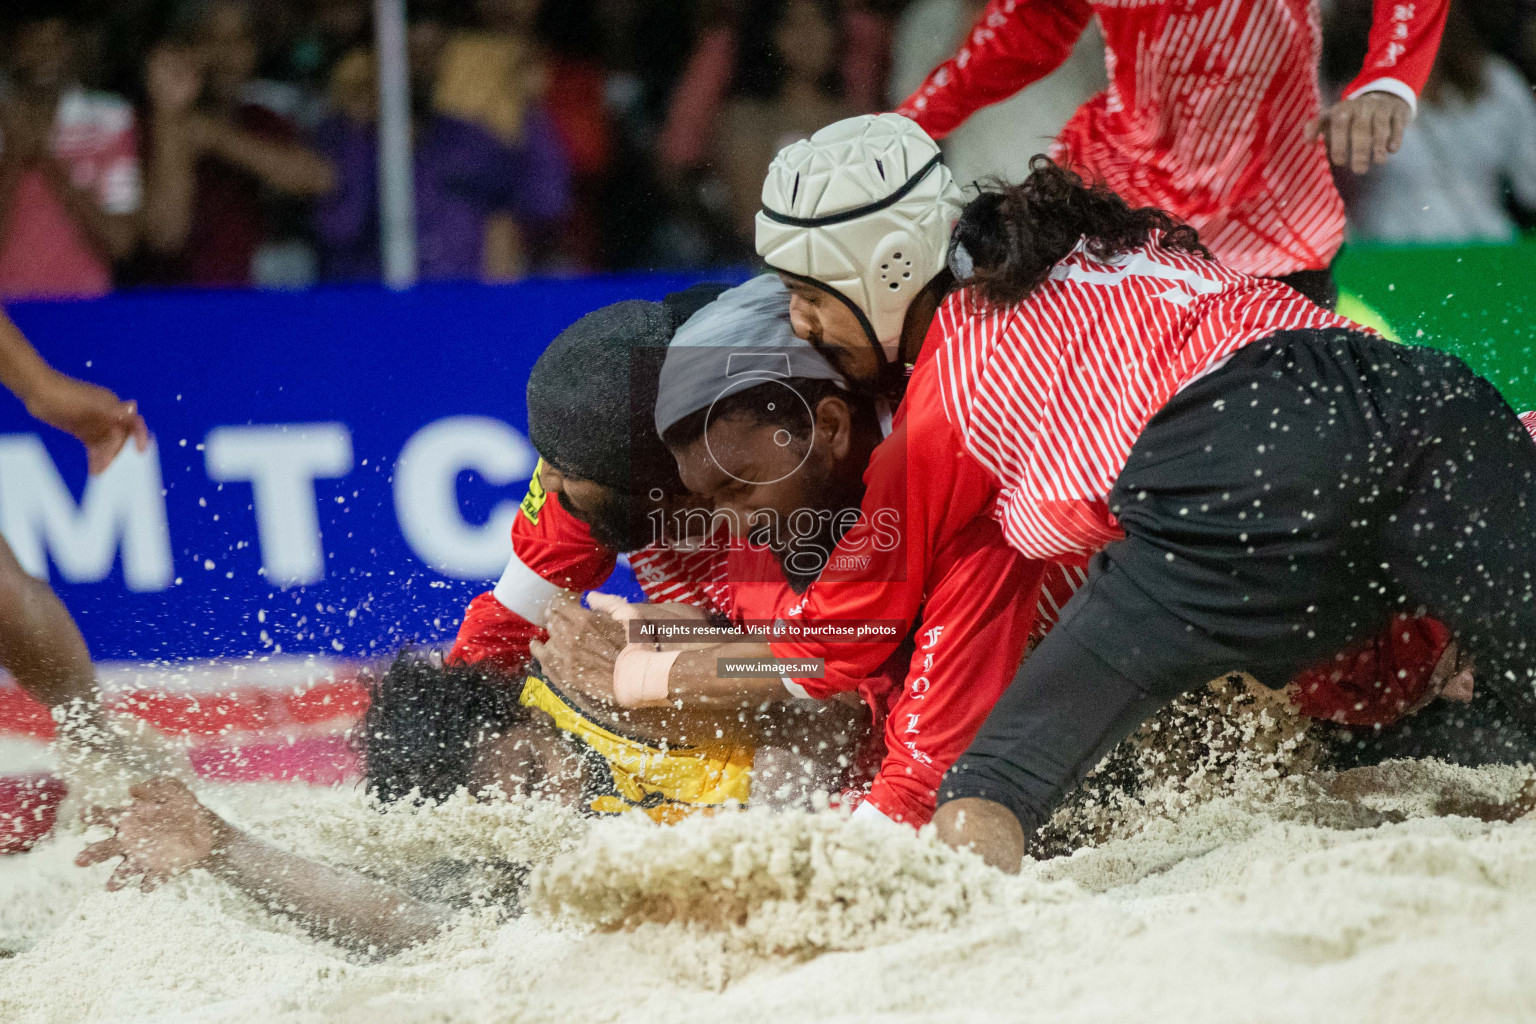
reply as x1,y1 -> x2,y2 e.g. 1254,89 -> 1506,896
1,0 -> 1534,300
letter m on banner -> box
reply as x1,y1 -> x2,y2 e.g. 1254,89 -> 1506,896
0,437 -> 174,591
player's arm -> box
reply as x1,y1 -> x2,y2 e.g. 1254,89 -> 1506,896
0,309 -> 148,710
1313,0 -> 1450,173
0,538 -> 96,710
854,518 -> 1043,827
447,592 -> 551,676
447,464 -> 617,674
895,0 -> 1094,140
535,524 -> 925,707
1288,615 -> 1463,727
761,397 -> 1002,699
77,778 -> 454,958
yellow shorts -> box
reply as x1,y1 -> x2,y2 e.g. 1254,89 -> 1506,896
519,676 -> 753,824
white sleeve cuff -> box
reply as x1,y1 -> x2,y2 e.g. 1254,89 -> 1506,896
1344,77 -> 1417,118
851,799 -> 897,825
781,677 -> 812,700
492,550 -> 569,626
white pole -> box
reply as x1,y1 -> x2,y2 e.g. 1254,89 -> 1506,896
373,0 -> 417,288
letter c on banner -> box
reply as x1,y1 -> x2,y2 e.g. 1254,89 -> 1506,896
393,416 -> 534,578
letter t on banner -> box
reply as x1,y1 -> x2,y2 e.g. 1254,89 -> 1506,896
205,424 -> 353,586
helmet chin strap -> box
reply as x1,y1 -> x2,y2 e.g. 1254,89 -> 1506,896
773,268 -> 906,400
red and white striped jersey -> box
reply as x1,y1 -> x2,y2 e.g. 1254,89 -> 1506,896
628,544 -> 734,612
897,0 -> 1449,276
933,235 -> 1355,561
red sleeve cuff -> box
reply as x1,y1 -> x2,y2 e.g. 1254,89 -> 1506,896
863,778 -> 935,828
1290,616 -> 1452,726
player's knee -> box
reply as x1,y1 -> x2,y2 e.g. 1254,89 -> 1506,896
0,540 -> 32,586
0,553 -> 51,621
940,756 -> 1047,839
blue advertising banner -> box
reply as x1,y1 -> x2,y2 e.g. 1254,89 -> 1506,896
0,275 -> 740,662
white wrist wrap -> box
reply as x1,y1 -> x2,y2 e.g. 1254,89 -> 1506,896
612,646 -> 678,708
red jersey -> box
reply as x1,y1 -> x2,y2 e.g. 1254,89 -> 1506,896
934,237 -> 1353,561
448,463 -> 732,676
735,510 -> 1055,827
897,0 -> 1449,276
766,247 -> 1530,790
757,349 -> 1053,825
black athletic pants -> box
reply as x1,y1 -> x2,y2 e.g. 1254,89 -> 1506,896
1274,266 -> 1338,311
1326,685 -> 1536,771
941,329 -> 1536,837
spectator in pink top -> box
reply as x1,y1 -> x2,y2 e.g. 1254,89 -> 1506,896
0,8 -> 140,301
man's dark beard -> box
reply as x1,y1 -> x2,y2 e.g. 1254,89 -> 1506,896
559,490 -> 650,552
774,518 -> 848,592
765,489 -> 866,593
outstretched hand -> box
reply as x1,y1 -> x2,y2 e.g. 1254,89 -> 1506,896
25,370 -> 150,474
1413,639 -> 1476,714
1307,92 -> 1411,175
75,777 -> 223,892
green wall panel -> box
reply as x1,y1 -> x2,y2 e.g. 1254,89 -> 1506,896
1335,238 -> 1536,410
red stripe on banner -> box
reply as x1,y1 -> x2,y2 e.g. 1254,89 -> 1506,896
188,734 -> 360,786
0,679 -> 371,740
110,684 -> 368,737
1,664 -> 372,854
0,772 -> 66,854
0,685 -> 56,741
286,680 -> 371,726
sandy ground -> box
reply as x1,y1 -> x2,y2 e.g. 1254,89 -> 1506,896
2,748 -> 1536,1024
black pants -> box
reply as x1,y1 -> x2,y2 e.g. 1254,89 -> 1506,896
1325,686 -> 1536,771
1274,266 -> 1338,311
941,329 -> 1536,837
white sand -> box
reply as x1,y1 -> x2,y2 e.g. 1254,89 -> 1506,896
4,696 -> 1536,1024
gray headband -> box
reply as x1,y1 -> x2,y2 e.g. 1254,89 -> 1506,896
654,274 -> 846,438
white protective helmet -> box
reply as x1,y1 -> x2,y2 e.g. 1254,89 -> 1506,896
755,113 -> 964,366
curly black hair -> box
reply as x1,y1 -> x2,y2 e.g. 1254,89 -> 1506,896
954,156 -> 1211,309
355,652 -> 529,805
